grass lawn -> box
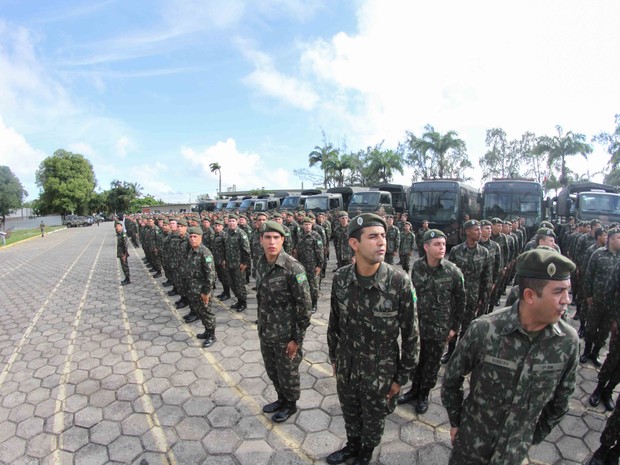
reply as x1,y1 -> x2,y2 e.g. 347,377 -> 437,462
1,226 -> 65,246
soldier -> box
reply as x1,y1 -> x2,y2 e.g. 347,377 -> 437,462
256,221 -> 312,423
251,212 -> 269,287
186,227 -> 217,347
272,213 -> 293,254
398,221 -> 416,274
172,218 -> 192,314
441,248 -> 579,465
479,219 -> 502,314
578,228 -> 608,337
385,215 -> 400,265
316,212 -> 332,278
225,215 -> 251,312
212,220 -> 231,301
326,213 -> 419,465
589,398 -> 620,464
443,220 -> 492,363
159,219 -> 174,287
285,211 -> 300,254
398,229 -> 465,414
333,212 -> 353,270
583,228 -> 620,367
115,221 -> 130,285
297,217 -> 324,314
201,216 -> 215,252
416,219 -> 430,258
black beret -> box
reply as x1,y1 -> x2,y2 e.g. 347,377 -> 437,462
516,249 -> 575,281
261,221 -> 285,236
463,219 -> 480,230
347,213 -> 387,237
423,229 -> 446,242
188,226 -> 203,235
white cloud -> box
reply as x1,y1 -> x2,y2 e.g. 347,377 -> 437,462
115,136 -> 134,158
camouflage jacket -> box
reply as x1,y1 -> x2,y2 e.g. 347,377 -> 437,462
116,231 -> 128,258
280,223 -> 293,254
297,230 -> 324,270
317,220 -> 332,245
575,234 -> 596,272
285,220 -> 300,250
584,246 -> 620,300
333,226 -> 353,263
211,230 -> 227,265
256,251 -> 312,345
604,262 -> 620,322
441,303 -> 579,465
448,242 -> 493,308
185,243 -> 216,297
479,239 -> 502,284
225,228 -> 251,266
250,228 -> 263,260
170,233 -> 189,270
412,257 -> 465,339
328,262 -> 420,388
201,227 -> 215,251
399,231 -> 416,255
386,225 -> 400,255
490,233 -> 509,266
161,231 -> 173,261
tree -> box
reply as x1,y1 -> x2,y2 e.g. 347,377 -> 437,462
401,125 -> 471,180
479,128 -> 523,180
0,166 -> 28,227
593,114 -> 620,173
35,149 -> 96,215
323,153 -> 353,187
532,126 -> 592,187
363,144 -> 404,185
130,195 -> 165,212
107,180 -> 143,213
209,162 -> 222,194
308,133 -> 339,188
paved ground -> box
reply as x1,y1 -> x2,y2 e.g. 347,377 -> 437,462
0,225 -> 615,465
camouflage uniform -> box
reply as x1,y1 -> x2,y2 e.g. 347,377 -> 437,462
317,217 -> 332,278
202,225 -> 215,251
225,227 -> 251,303
296,228 -> 324,307
441,303 -> 579,465
185,243 -> 216,332
256,251 -> 312,405
116,228 -> 130,280
328,262 -> 419,449
170,232 -> 190,299
385,224 -> 400,265
333,224 -> 353,269
579,242 -> 603,328
479,238 -> 502,314
408,257 -> 464,399
594,400 -> 620,462
584,247 -> 620,352
211,228 -> 231,296
398,230 -> 416,274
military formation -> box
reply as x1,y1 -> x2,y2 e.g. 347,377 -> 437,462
115,207 -> 620,465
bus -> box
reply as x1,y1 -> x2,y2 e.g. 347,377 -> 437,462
409,180 -> 480,247
481,179 -> 544,240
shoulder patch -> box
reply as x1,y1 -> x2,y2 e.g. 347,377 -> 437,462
296,272 -> 307,284
412,287 -> 417,304
205,255 -> 213,263
317,240 -> 323,246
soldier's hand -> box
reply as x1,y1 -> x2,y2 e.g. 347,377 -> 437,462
315,267 -> 321,276
200,293 -> 210,305
386,382 -> 400,401
332,363 -> 336,376
447,330 -> 456,342
285,340 -> 299,360
450,427 -> 459,446
240,264 -> 247,272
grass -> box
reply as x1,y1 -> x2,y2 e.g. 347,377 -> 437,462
1,226 -> 66,247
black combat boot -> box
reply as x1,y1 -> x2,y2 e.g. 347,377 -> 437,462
326,437 -> 361,465
162,279 -> 173,287
589,446 -> 610,465
580,341 -> 592,364
231,301 -> 241,310
311,301 -> 317,314
235,301 -> 247,312
183,312 -> 199,323
262,397 -> 285,414
441,339 -> 456,364
415,389 -> 430,414
271,401 -> 297,423
121,277 -> 131,285
397,386 -> 419,405
175,298 -> 188,309
590,382 -> 605,407
153,271 -> 162,278
351,446 -> 374,465
601,384 -> 616,412
202,330 -> 216,348
591,346 -> 603,368
167,288 -> 178,296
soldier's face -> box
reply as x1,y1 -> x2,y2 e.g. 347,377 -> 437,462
339,217 -> 348,226
424,238 -> 446,260
214,224 -> 223,233
466,226 -> 482,242
255,216 -> 267,229
598,233 -> 608,246
169,221 -> 178,231
492,224 -> 501,235
178,225 -> 187,236
188,233 -> 202,249
261,232 -> 284,260
539,236 -> 555,247
349,226 -> 386,265
115,224 -> 123,234
608,234 -> 620,252
228,219 -> 238,230
529,279 -> 571,324
481,225 -> 492,239
303,222 -> 312,233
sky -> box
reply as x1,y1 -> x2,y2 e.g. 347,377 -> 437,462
1,0 -> 619,204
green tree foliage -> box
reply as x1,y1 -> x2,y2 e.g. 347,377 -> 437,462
363,144 -> 404,185
209,162 -> 222,194
106,180 -> 143,213
400,125 -> 472,180
308,134 -> 339,188
89,191 -> 109,215
593,114 -> 620,185
479,128 -> 521,180
130,195 -> 165,211
0,166 -> 28,227
532,126 -> 592,187
35,149 -> 96,215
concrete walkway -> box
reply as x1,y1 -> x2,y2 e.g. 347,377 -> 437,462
0,225 -> 613,464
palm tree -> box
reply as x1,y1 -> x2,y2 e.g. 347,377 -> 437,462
365,146 -> 404,184
405,125 -> 466,179
323,153 -> 352,187
308,143 -> 339,188
209,162 -> 222,194
532,125 -> 592,186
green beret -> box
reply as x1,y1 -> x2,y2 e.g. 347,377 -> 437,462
347,213 -> 387,237
188,226 -> 203,235
491,217 -> 503,225
114,220 -> 122,226
177,218 -> 188,227
539,221 -> 554,229
480,219 -> 492,227
272,213 -> 282,219
463,219 -> 480,230
404,221 -> 412,227
162,219 -> 170,225
590,219 -> 602,227
255,212 -> 268,219
423,229 -> 446,242
201,216 -> 210,222
306,212 -> 316,219
536,228 -> 556,238
214,219 -> 224,225
608,228 -> 620,238
261,220 -> 285,236
228,214 -> 238,220
302,217 -> 313,224
337,211 -> 349,219
516,249 -> 575,281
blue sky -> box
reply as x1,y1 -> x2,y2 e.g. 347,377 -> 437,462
1,0 -> 619,203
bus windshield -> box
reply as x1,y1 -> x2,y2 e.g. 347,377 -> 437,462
410,190 -> 457,222
483,192 -> 542,227
349,192 -> 380,207
281,196 -> 300,209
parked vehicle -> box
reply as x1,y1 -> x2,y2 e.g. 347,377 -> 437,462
280,189 -> 323,211
348,190 -> 393,215
370,183 -> 409,213
547,182 -> 620,225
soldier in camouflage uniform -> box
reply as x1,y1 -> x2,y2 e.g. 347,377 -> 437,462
577,228 -> 608,337
272,213 -> 293,254
398,229 -> 465,414
441,248 -> 579,465
256,221 -> 312,423
333,212 -> 353,269
115,221 -> 130,285
479,220 -> 502,314
589,398 -> 620,464
490,218 -> 509,304
285,212 -> 300,254
398,222 -> 416,274
251,212 -> 268,286
201,216 -> 215,252
186,227 -> 217,347
317,212 -> 332,278
416,219 -> 430,259
212,220 -> 231,301
159,219 -> 174,287
443,220 -> 492,363
297,217 -> 324,314
385,215 -> 400,265
225,215 -> 251,311
172,219 -> 192,314
582,228 -> 620,368
327,213 -> 419,465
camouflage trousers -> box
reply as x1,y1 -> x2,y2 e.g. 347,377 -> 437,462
307,270 -> 320,304
585,300 -> 613,349
385,252 -> 397,265
119,256 -> 130,279
215,263 -> 231,292
188,293 -> 215,331
260,339 -> 302,403
460,303 -> 478,338
228,264 -> 247,301
336,370 -> 397,448
172,267 -> 188,298
399,253 -> 412,273
601,395 -> 620,448
410,338 -> 445,393
599,331 -> 620,388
